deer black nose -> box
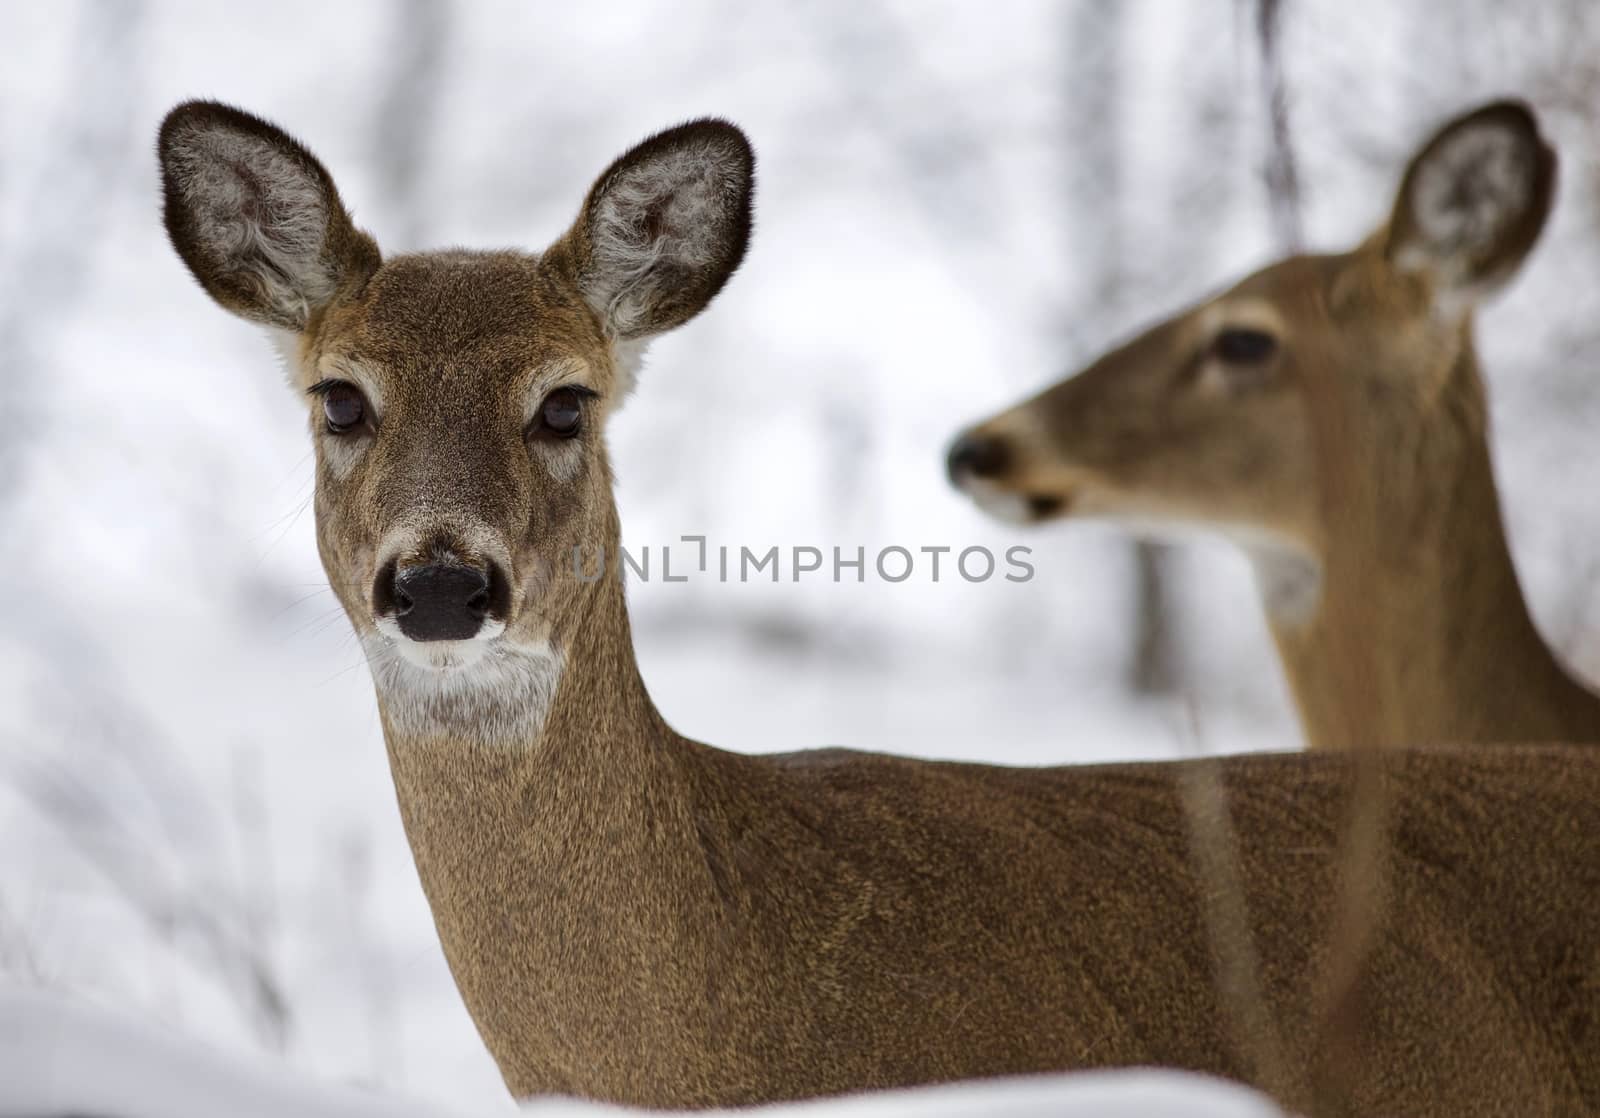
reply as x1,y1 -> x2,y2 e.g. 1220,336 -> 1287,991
946,433 -> 1010,485
388,563 -> 492,642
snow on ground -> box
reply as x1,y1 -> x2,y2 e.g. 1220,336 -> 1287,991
0,986 -> 1286,1118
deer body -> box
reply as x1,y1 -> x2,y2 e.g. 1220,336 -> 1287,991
949,102 -> 1600,749
389,630 -> 1600,1111
158,101 -> 1600,1112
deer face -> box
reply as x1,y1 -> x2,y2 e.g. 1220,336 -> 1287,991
288,253 -> 616,669
948,259 -> 1326,546
159,103 -> 752,712
949,101 -> 1554,583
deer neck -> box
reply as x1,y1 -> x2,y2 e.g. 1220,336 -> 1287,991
1266,342 -> 1598,749
367,504 -> 720,1088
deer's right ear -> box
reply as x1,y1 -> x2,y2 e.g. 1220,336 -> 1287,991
551,120 -> 755,344
1382,100 -> 1555,307
158,101 -> 380,332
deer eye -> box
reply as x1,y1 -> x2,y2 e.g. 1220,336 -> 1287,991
315,381 -> 368,434
535,387 -> 585,439
1213,328 -> 1278,364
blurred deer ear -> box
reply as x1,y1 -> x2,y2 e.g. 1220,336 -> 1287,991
1383,100 -> 1555,307
552,119 -> 754,343
159,101 -> 380,331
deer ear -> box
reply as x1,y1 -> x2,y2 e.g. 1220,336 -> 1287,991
1383,100 -> 1555,306
553,119 -> 754,342
158,101 -> 380,332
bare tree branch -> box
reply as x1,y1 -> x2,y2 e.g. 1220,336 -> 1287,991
371,0 -> 452,249
0,0 -> 145,500
1254,0 -> 1304,252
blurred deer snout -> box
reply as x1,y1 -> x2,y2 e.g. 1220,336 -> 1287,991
374,556 -> 508,643
946,432 -> 1010,486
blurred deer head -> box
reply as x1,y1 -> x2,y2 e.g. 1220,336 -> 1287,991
949,102 -> 1554,622
947,101 -> 1594,751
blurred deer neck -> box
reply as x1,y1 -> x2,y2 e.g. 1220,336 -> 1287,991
1271,347 -> 1598,748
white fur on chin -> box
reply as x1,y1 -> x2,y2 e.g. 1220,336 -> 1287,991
362,624 -> 562,746
955,476 -> 1037,525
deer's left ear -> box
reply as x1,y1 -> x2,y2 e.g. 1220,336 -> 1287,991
551,120 -> 755,344
1383,100 -> 1556,307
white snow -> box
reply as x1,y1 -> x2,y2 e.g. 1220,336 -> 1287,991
0,986 -> 1286,1118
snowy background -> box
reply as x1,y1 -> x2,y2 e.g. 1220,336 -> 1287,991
4,0 -> 1600,1111
0,988 -> 1286,1117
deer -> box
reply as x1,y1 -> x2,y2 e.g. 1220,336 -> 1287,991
158,100 -> 1600,1114
948,100 -> 1600,752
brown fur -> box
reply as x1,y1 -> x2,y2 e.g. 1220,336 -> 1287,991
159,101 -> 1600,1112
950,101 -> 1600,750
392,574 -> 1600,1112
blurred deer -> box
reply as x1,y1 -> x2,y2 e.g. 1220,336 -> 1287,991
159,101 -> 1600,1112
949,101 -> 1600,751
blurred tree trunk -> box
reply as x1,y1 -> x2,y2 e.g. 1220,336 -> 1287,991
373,0 -> 452,248
1129,545 -> 1181,694
1064,0 -> 1182,696
0,0 -> 144,503
1254,0 -> 1303,251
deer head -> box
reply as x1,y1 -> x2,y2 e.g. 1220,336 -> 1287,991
159,102 -> 753,738
947,101 -> 1555,624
